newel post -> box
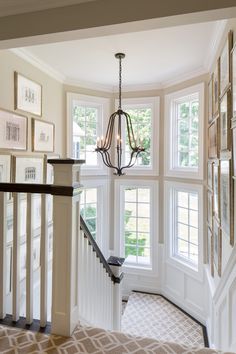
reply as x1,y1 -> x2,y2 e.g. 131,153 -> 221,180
48,159 -> 84,337
108,256 -> 125,331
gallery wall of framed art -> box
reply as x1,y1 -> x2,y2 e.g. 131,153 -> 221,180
207,30 -> 235,278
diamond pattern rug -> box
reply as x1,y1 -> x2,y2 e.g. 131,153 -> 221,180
0,324 -> 229,354
122,292 -> 205,348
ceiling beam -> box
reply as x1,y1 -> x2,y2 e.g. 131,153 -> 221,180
0,0 -> 236,48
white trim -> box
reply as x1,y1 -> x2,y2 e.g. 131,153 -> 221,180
204,19 -> 228,72
164,180 -> 204,281
9,48 -> 208,92
164,83 -> 204,180
114,179 -> 158,277
66,92 -> 110,176
10,48 -> 65,83
115,96 -> 159,176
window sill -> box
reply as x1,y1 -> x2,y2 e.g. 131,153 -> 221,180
123,264 -> 157,277
165,168 -> 203,180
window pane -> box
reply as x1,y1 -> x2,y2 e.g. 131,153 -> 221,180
178,207 -> 188,224
125,188 -> 136,202
174,189 -> 199,267
125,202 -> 137,217
175,94 -> 199,170
80,188 -> 98,240
125,106 -> 152,167
72,103 -> 99,166
178,223 -> 188,241
124,187 -> 151,267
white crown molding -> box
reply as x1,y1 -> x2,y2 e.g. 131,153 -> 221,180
204,19 -> 228,72
160,66 -> 208,89
10,48 -> 208,93
64,77 -> 113,93
113,82 -> 163,93
10,48 -> 66,83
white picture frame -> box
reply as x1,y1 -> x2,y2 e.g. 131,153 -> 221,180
15,72 -> 42,116
32,118 -> 55,153
13,155 -> 44,184
0,109 -> 27,150
0,154 -> 11,183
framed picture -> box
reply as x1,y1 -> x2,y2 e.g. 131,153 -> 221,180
13,155 -> 44,184
208,226 -> 214,277
0,109 -> 27,150
213,60 -> 220,117
232,43 -> 236,119
208,161 -> 213,190
220,159 -> 233,244
14,72 -> 42,116
208,75 -> 213,124
213,160 -> 220,221
213,217 -> 222,277
208,120 -> 218,159
220,31 -> 233,97
232,118 -> 236,176
32,119 -> 55,153
220,91 -> 231,152
207,190 -> 213,230
0,154 -> 11,182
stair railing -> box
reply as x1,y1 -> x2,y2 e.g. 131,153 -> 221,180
0,159 -> 124,336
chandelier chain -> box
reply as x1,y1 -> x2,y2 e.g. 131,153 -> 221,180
119,56 -> 122,109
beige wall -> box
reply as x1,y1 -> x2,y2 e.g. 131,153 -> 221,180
0,50 -> 65,157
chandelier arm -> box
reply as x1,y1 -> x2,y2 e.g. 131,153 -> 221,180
104,112 -> 117,149
124,112 -> 137,150
120,150 -> 141,173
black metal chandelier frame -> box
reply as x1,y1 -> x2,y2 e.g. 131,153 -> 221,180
95,53 -> 145,176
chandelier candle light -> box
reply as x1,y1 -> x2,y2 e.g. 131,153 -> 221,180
96,53 -> 145,176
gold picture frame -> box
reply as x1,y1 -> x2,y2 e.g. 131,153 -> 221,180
213,160 -> 220,222
220,31 -> 233,98
208,75 -> 213,124
208,226 -> 214,277
213,59 -> 220,117
208,119 -> 218,159
220,90 -> 231,153
213,217 -> 222,277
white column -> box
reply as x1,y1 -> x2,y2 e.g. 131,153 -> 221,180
49,159 -> 83,337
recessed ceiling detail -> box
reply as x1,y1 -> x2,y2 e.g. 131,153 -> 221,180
14,20 -> 226,91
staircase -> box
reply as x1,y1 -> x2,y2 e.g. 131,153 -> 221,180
0,159 -> 124,337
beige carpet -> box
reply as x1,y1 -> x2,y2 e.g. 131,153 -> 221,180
122,292 -> 205,348
0,324 -> 230,354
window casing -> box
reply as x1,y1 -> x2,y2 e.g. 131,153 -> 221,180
165,84 -> 204,179
115,179 -> 158,275
67,93 -> 109,175
116,97 -> 159,176
164,181 -> 203,277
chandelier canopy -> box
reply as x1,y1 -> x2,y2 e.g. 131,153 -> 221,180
96,53 -> 145,176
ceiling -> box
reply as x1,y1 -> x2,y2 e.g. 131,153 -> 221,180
0,0 -> 94,17
17,20 -> 225,90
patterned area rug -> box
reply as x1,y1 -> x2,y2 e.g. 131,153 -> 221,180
0,324 -> 228,354
122,292 -> 205,348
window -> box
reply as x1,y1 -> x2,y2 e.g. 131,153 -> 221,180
115,180 -> 158,274
165,84 -> 204,179
67,93 -> 109,175
116,97 -> 159,175
80,179 -> 109,256
165,181 -> 203,275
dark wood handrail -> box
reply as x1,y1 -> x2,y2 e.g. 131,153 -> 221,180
0,182 -> 82,196
80,216 -> 123,284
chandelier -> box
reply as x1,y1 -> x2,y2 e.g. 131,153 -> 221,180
95,53 -> 145,176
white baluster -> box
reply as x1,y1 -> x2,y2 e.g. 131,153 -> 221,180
26,193 -> 33,325
0,192 -> 7,319
40,193 -> 48,327
12,193 -> 21,322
